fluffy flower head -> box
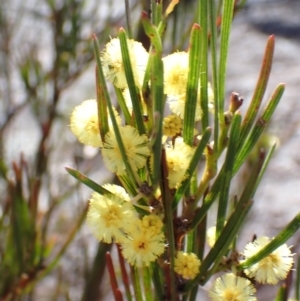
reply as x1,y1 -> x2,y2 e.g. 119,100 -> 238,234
168,94 -> 202,121
121,221 -> 165,267
70,99 -> 102,147
162,52 -> 214,122
163,51 -> 189,95
207,226 -> 217,248
206,221 -> 228,248
140,214 -> 164,236
101,38 -> 148,89
242,236 -> 294,284
101,125 -> 150,175
174,251 -> 201,280
167,83 -> 214,121
86,184 -> 136,243
208,273 -> 257,301
165,137 -> 195,189
70,99 -> 121,148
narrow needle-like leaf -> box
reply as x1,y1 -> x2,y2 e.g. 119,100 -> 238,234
183,24 -> 201,146
218,0 -> 235,119
66,167 -> 112,196
216,112 -> 241,236
118,29 -> 146,135
238,35 -> 275,149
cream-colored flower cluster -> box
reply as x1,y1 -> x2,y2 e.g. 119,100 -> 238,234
69,37 -> 208,190
174,251 -> 201,280
68,34 -> 295,299
101,38 -> 148,89
207,227 -> 293,285
162,51 -> 214,121
70,34 -> 293,292
87,184 -> 165,267
70,100 -> 150,175
70,99 -> 121,148
206,227 -> 294,300
209,273 -> 257,301
165,137 -> 195,189
242,236 -> 294,285
101,125 -> 150,175
68,38 -> 205,271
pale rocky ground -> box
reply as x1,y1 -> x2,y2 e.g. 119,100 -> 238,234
2,0 -> 300,300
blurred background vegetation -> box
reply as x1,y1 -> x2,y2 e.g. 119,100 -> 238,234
0,0 -> 299,300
